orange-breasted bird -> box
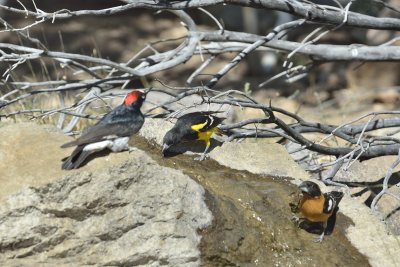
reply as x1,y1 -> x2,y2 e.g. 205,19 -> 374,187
162,112 -> 224,161
61,90 -> 146,170
294,181 -> 344,242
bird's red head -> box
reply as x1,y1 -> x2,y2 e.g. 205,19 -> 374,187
124,90 -> 144,106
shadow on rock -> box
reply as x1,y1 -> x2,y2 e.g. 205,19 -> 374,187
61,149 -> 113,169
162,138 -> 222,158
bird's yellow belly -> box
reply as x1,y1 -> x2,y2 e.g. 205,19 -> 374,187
196,128 -> 219,146
198,130 -> 213,143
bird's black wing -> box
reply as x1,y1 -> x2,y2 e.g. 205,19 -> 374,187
324,206 -> 339,235
324,191 -> 343,235
61,105 -> 144,148
323,191 -> 344,214
61,123 -> 135,148
178,112 -> 224,133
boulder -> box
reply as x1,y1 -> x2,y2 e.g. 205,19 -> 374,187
333,156 -> 400,183
0,123 -> 212,266
0,123 -> 70,202
210,141 -> 309,180
2,121 -> 399,267
376,185 -> 400,235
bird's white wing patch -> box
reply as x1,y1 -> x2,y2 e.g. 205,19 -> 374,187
83,140 -> 113,152
326,198 -> 334,213
82,137 -> 130,153
207,115 -> 214,127
104,134 -> 119,140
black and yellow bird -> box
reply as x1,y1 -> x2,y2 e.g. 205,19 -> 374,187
162,112 -> 224,160
293,181 -> 344,242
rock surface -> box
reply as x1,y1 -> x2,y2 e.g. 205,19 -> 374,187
340,193 -> 400,267
210,141 -> 310,180
0,124 -> 212,266
139,118 -> 309,180
1,121 -> 400,267
298,179 -> 400,267
131,131 -> 370,267
0,123 -> 71,202
140,119 -> 400,267
376,185 -> 400,235
287,139 -> 400,240
332,156 -> 400,183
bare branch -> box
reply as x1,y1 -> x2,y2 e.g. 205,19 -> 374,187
370,148 -> 400,211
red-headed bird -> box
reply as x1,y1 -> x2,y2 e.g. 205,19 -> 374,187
162,112 -> 224,161
295,181 -> 344,242
61,90 -> 146,170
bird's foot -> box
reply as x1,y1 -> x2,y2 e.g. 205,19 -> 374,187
289,202 -> 300,213
291,215 -> 301,226
314,233 -> 325,243
194,153 -> 208,161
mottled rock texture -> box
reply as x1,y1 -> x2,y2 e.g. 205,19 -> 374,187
0,123 -> 212,266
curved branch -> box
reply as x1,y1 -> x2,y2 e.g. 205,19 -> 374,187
201,31 -> 400,61
2,0 -> 400,30
122,0 -> 400,31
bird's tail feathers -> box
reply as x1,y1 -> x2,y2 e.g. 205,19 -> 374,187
61,146 -> 92,170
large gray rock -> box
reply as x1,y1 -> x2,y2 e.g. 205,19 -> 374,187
0,123 -> 71,202
210,141 -> 310,180
333,156 -> 400,183
0,146 -> 212,266
3,120 -> 400,267
340,192 -> 400,267
376,185 -> 400,235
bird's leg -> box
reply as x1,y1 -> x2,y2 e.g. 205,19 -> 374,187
108,137 -> 131,152
291,215 -> 300,225
315,221 -> 327,243
291,216 -> 305,227
194,141 -> 210,161
315,231 -> 325,243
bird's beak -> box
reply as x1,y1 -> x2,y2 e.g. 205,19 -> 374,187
298,183 -> 311,195
143,87 -> 152,98
162,143 -> 171,155
141,91 -> 147,100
